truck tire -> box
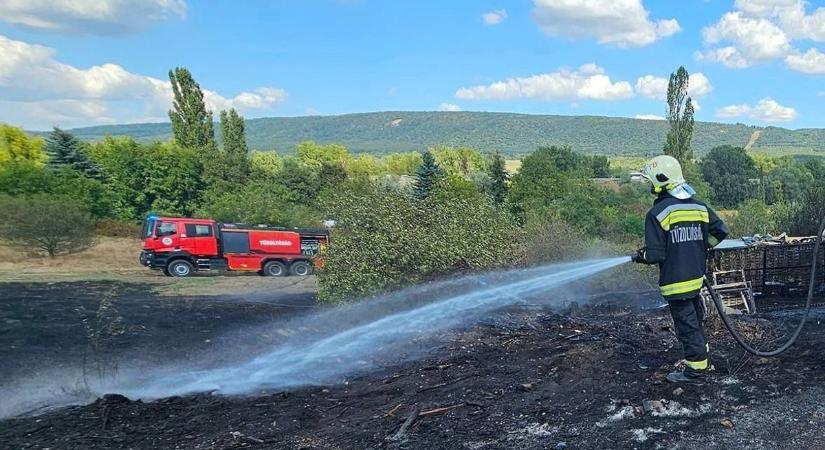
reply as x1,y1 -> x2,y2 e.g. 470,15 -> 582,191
263,260 -> 287,277
289,260 -> 313,276
167,260 -> 194,277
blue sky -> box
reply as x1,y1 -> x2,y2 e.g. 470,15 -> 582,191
1,0 -> 824,130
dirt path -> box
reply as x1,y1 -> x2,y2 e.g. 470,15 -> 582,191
1,282 -> 824,449
744,129 -> 762,150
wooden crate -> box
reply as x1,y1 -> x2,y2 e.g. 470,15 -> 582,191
708,242 -> 825,297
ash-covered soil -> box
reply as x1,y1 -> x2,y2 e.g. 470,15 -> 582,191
2,281 -> 825,449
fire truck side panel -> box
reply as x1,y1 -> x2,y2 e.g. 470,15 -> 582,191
247,230 -> 302,255
225,254 -> 267,271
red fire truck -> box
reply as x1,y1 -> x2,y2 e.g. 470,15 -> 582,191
139,216 -> 329,277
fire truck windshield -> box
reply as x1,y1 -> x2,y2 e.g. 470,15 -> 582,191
143,217 -> 157,238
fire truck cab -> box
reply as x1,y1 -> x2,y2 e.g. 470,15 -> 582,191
140,216 -> 329,277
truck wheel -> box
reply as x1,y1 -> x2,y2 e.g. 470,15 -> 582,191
289,260 -> 313,276
263,261 -> 287,277
168,260 -> 194,277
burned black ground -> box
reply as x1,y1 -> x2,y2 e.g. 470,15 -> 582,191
1,281 -> 825,449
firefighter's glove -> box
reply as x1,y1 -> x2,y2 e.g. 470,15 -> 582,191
631,247 -> 649,264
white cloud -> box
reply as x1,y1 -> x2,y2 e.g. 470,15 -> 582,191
699,12 -> 792,67
635,73 -> 713,100
784,48 -> 825,74
634,75 -> 669,100
734,0 -> 825,41
0,0 -> 186,35
0,34 -> 286,129
438,103 -> 461,112
455,64 -> 633,102
694,46 -> 752,68
700,1 -> 825,72
716,97 -> 798,122
531,0 -> 681,48
482,9 -> 507,25
635,114 -> 665,120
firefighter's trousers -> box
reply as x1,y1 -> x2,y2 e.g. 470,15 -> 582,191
667,295 -> 709,372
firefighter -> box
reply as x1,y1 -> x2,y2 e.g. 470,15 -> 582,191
632,155 -> 729,383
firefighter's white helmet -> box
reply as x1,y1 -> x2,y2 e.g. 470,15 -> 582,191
641,155 -> 686,193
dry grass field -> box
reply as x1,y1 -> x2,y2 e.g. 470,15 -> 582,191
0,237 -> 143,280
0,238 -> 317,296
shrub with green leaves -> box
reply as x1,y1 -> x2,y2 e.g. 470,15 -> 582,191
729,199 -> 776,237
317,181 -> 514,303
0,195 -> 95,257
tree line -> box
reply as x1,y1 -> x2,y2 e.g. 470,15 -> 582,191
0,65 -> 822,301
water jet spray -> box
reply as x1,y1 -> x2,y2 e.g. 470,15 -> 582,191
124,256 -> 631,399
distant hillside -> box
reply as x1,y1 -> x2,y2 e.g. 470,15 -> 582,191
54,111 -> 825,157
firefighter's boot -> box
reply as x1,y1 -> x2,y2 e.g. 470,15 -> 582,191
666,367 -> 707,384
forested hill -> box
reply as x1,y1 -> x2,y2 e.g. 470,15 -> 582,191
55,111 -> 825,156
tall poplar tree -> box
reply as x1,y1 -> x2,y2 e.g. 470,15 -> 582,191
168,67 -> 214,149
220,109 -> 247,157
218,108 -> 251,183
664,66 -> 695,164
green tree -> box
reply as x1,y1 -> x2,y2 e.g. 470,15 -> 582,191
344,153 -> 382,178
487,151 -> 509,206
275,157 -> 322,204
775,163 -> 825,235
664,66 -> 695,164
431,145 -> 486,176
700,145 -> 757,208
220,109 -> 247,156
507,145 -> 587,221
318,162 -> 348,192
45,127 -> 100,178
384,152 -> 422,175
729,199 -> 776,237
144,142 -> 204,216
413,150 -> 443,200
249,151 -> 282,179
198,180 -> 321,228
0,164 -> 113,218
296,141 -> 349,169
765,163 -> 814,204
0,195 -> 95,257
168,67 -> 214,149
88,137 -> 150,220
219,108 -> 250,179
586,155 -> 610,178
201,108 -> 250,191
0,125 -> 46,166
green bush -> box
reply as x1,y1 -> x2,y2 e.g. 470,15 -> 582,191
729,199 -> 776,237
514,215 -> 591,266
0,195 -> 96,257
317,181 -> 514,303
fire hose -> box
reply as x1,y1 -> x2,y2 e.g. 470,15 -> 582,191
704,217 -> 825,357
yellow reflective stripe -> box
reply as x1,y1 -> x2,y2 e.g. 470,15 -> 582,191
659,211 -> 709,231
684,358 -> 708,370
660,276 -> 704,296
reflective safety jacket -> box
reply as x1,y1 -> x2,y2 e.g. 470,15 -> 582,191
644,193 -> 729,300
